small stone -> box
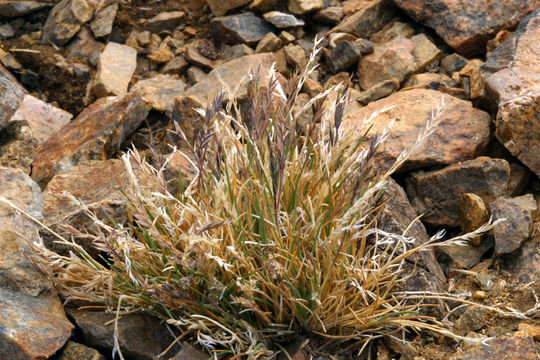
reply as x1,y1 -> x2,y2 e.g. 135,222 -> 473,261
223,43 -> 255,61
148,47 -> 174,64
211,12 -> 275,46
355,78 -> 399,105
328,40 -> 361,72
0,23 -> 14,39
41,0 -> 97,46
405,157 -> 510,227
355,38 -> 373,54
161,56 -> 189,75
517,323 -> 540,341
143,11 -> 186,34
372,20 -> 415,43
451,335 -> 537,360
459,59 -> 486,100
92,42 -> 137,98
131,74 -> 186,113
263,11 -> 305,28
255,32 -> 283,53
0,1 -> 52,17
137,30 -> 152,46
507,163 -> 530,196
19,69 -> 39,89
283,43 -> 306,70
164,151 -> 196,195
293,93 -> 314,132
0,64 -> 27,130
473,291 -> 487,300
357,35 -> 416,90
459,193 -> 489,246
313,7 -> 344,25
454,307 -> 485,333
410,33 -> 444,73
288,0 -> 323,14
441,237 -> 493,269
490,194 -> 536,255
279,30 -> 296,44
57,341 -> 105,360
169,343 -> 208,360
185,44 -> 214,70
403,72 -> 456,88
250,0 -> 279,13
186,66 -> 207,85
90,2 -> 118,38
331,0 -> 397,38
0,46 -> 23,71
302,78 -> 323,97
328,32 -> 357,48
205,0 -> 251,16
441,53 -> 468,76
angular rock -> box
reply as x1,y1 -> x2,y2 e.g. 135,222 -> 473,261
131,74 -> 186,113
507,163 -> 530,196
143,11 -> 185,34
57,341 -> 106,360
0,167 -> 73,360
357,35 -> 416,89
211,12 -> 275,46
67,308 -> 179,360
169,343 -> 207,360
255,32 -> 283,53
459,193 -> 489,245
355,78 -> 399,105
459,59 -> 487,100
223,43 -> 255,61
148,48 -> 174,64
343,89 -> 491,173
328,40 -> 361,72
371,20 -> 415,43
32,92 -> 152,186
283,43 -> 306,69
250,0 -> 278,13
441,236 -> 493,269
164,151 -> 196,195
0,46 -> 23,72
263,11 -> 305,28
482,9 -> 540,177
405,157 -> 510,227
205,0 -> 250,16
185,45 -> 214,70
403,73 -> 456,89
441,53 -> 468,76
394,0 -> 538,57
89,2 -> 118,38
331,0 -> 397,38
173,53 -> 274,143
451,335 -> 537,360
490,194 -> 536,255
288,0 -> 323,15
0,1 -> 52,17
92,42 -> 137,98
0,64 -> 27,130
313,6 -> 344,25
185,66 -> 207,85
503,223 -> 540,283
161,56 -> 189,75
410,33 -> 443,73
41,0 -> 98,46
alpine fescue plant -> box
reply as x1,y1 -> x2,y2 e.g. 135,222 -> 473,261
28,40 -> 498,358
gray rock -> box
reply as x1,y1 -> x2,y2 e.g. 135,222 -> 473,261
328,40 -> 361,72
223,43 -> 255,61
0,23 -> 14,39
405,157 -> 510,227
331,0 -> 397,38
0,64 -> 26,130
355,78 -> 399,105
490,194 -> 537,255
143,11 -> 186,34
211,12 -> 275,46
313,6 -> 344,25
41,0 -> 97,46
263,11 -> 305,28
0,1 -> 52,17
205,0 -> 251,16
503,223 -> 540,283
89,2 -> 118,38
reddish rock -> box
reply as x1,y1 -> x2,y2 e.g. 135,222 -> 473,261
32,92 -> 152,186
93,42 -> 137,98
459,193 -> 489,246
405,157 -> 510,227
410,33 -> 443,73
342,89 -> 491,173
394,0 -> 538,56
331,0 -> 397,38
482,9 -> 540,178
57,341 -> 106,360
357,35 -> 416,89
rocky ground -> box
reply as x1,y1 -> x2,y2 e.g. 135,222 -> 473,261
0,0 -> 539,359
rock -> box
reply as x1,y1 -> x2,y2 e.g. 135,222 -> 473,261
223,43 -> 255,61
517,323 -> 540,341
357,36 -> 416,89
328,40 -> 361,72
313,7 -> 344,25
482,9 -> 540,178
263,11 -> 305,28
490,194 -> 536,255
355,38 -> 374,55
173,53 -> 274,143
0,64 -> 27,130
459,193 -> 489,245
0,46 -> 23,72
459,59 -> 487,100
211,12 -> 275,46
302,77 -> 323,97
41,159 -> 132,256
292,93 -> 314,132
371,20 -> 415,43
403,73 -> 456,88
41,0 -> 98,46
164,151 -> 196,195
20,69 -> 39,89
143,11 -> 186,34
331,0 -> 397,38
288,0 -> 323,15
344,89 -> 491,172
0,23 -> 14,39
169,343 -> 207,360
441,236 -> 494,269
503,223 -> 540,283
131,74 -> 186,113
31,92 -> 152,186
92,42 -> 137,98
57,341 -> 106,360
327,32 -> 357,48
185,45 -> 214,70
89,2 -> 118,38
148,48 -> 174,64
355,78 -> 399,105
0,1 -> 52,17
205,0 -> 250,16
161,56 -> 189,75
454,307 -> 485,334
67,27 -> 104,67
255,32 -> 282,53
451,335 -> 537,360
410,33 -> 443,73
405,157 -> 510,227
507,163 -> 530,196
186,66 -> 207,85
441,53 -> 468,76
394,0 -> 538,57
283,43 -> 306,69
67,308 -> 179,360
0,167 -> 73,360
250,0 -> 278,13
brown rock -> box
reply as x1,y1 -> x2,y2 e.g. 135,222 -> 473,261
327,40 -> 361,72
131,74 -> 186,113
441,237 -> 494,269
451,335 -> 537,360
331,0 -> 397,38
169,343 -> 208,360
343,89 -> 492,173
205,0 -> 250,16
405,157 -> 510,227
355,78 -> 399,105
507,163 -> 531,196
143,11 -> 186,34
0,1 -> 52,17
482,9 -> 540,178
283,43 -> 307,70
517,323 -> 540,341
92,42 -> 137,98
459,59 -> 487,100
490,194 -> 536,255
441,53 -> 468,76
410,33 -> 443,73
41,0 -> 97,46
250,0 -> 279,13
211,12 -> 275,46
394,0 -> 538,57
403,73 -> 456,88
57,341 -> 106,360
32,92 -> 152,186
357,35 -> 416,89
67,309 -> 179,360
454,307 -> 485,334
223,43 -> 255,61
0,46 -> 23,72
372,20 -> 415,43
185,66 -> 207,85
185,45 -> 214,70
148,48 -> 174,64
459,193 -> 489,245
161,56 -> 189,75
288,0 -> 323,15
255,31 -> 282,53
0,63 -> 26,130
313,6 -> 344,25
89,2 -> 117,38
503,223 -> 540,283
